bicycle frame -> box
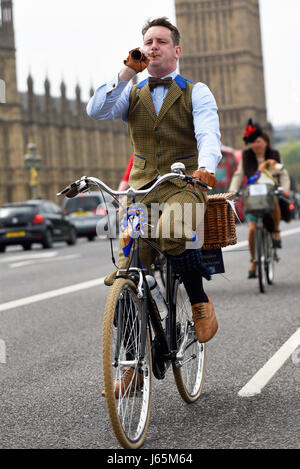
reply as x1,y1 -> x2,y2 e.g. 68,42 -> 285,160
122,234 -> 179,380
57,167 -> 210,378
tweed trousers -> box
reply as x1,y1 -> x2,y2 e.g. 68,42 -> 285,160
114,181 -> 208,277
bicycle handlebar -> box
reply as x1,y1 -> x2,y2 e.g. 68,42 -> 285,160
56,165 -> 211,200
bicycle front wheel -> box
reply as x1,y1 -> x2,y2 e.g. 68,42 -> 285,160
172,281 -> 206,403
102,278 -> 152,449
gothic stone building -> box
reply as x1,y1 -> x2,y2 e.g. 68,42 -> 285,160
0,0 -> 132,205
0,0 -> 267,205
175,0 -> 268,147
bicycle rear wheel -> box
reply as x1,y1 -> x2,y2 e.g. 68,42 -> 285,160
265,231 -> 275,285
102,278 -> 152,449
256,227 -> 266,293
172,281 -> 206,403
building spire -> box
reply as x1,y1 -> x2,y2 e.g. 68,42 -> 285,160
0,0 -> 13,23
0,0 -> 15,48
44,76 -> 50,96
60,79 -> 66,98
75,83 -> 81,102
27,72 -> 34,94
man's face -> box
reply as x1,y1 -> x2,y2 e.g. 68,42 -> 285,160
143,26 -> 181,76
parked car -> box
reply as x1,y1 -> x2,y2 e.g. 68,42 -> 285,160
0,200 -> 77,252
62,192 -> 118,241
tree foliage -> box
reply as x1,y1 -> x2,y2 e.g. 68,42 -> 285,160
279,139 -> 300,190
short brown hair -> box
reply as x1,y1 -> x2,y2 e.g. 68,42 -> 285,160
142,17 -> 180,46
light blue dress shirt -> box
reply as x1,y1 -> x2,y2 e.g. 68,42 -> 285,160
87,69 -> 222,173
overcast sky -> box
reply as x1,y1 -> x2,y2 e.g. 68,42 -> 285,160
10,0 -> 300,127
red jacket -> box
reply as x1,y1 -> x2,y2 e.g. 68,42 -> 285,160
121,153 -> 134,183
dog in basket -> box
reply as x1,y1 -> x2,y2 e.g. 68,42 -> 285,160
257,159 -> 284,185
258,159 -> 292,225
247,159 -> 286,249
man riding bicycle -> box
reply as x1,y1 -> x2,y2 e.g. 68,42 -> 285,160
87,17 -> 222,389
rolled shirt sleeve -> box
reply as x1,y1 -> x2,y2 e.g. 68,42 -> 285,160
228,159 -> 245,193
192,83 -> 222,174
86,75 -> 132,122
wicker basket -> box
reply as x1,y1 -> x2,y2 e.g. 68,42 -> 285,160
202,192 -> 237,250
245,183 -> 275,215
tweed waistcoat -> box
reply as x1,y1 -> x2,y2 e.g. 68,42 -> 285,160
128,75 -> 198,189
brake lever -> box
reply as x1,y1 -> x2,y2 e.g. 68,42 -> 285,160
186,176 -> 212,191
56,182 -> 77,197
64,184 -> 80,198
57,176 -> 89,198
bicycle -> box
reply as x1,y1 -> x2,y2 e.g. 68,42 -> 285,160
255,209 -> 279,293
150,252 -> 166,287
57,163 -> 210,449
244,184 -> 283,293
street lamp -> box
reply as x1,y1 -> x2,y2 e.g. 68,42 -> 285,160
24,141 -> 41,199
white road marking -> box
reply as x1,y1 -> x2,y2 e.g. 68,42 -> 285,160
222,225 -> 300,252
280,226 -> 300,237
0,277 -> 105,313
10,254 -> 79,268
238,328 -> 300,397
0,251 -> 58,263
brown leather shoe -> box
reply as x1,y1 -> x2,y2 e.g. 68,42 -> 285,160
192,297 -> 218,343
102,367 -> 144,398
